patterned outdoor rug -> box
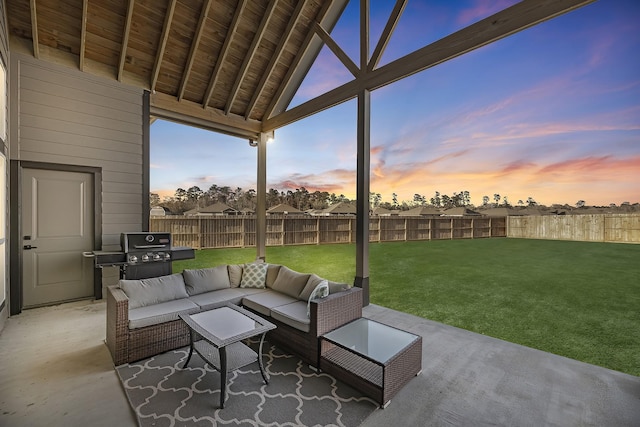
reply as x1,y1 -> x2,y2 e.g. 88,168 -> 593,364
116,340 -> 378,427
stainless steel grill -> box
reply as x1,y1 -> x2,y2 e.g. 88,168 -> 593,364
90,232 -> 194,280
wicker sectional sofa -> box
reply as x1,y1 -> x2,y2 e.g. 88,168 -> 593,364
106,263 -> 363,366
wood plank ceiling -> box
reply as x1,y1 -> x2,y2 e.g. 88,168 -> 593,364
6,0 -> 595,140
6,0 -> 348,139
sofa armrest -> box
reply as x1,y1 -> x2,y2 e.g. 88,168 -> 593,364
310,287 -> 363,336
106,285 -> 130,365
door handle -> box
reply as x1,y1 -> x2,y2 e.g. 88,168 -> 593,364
23,245 -> 38,250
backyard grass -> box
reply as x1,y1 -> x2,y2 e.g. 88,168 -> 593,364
173,238 -> 640,376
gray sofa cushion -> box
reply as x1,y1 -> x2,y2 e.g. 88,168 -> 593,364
242,290 -> 298,316
270,266 -> 310,298
228,264 -> 243,287
299,274 -> 349,301
128,298 -> 199,329
266,264 -> 282,287
120,273 -> 189,309
183,266 -> 231,295
271,302 -> 310,333
235,288 -> 269,297
187,288 -> 246,310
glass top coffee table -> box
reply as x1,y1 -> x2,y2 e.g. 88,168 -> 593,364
179,303 -> 276,408
320,317 -> 422,407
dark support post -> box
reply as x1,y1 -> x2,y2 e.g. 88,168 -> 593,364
355,88 -> 371,306
354,0 -> 371,306
255,132 -> 268,262
142,90 -> 150,231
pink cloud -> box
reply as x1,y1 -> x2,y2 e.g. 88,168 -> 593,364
271,151 -> 640,207
371,146 -> 384,156
271,168 -> 357,195
538,155 -> 640,176
495,160 -> 538,176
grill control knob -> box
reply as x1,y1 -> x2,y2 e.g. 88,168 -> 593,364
129,255 -> 138,264
164,253 -> 171,261
153,253 -> 161,261
142,254 -> 150,262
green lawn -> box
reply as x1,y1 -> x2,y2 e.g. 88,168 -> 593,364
173,238 -> 640,376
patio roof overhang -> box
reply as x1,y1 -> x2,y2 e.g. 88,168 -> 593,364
6,0 -> 596,304
6,0 -> 595,138
6,0 -> 349,140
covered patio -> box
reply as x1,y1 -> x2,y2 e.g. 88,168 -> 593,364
3,0 -> 599,315
0,299 -> 638,426
2,1 -> 638,425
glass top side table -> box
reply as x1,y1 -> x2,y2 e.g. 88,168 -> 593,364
320,317 -> 422,407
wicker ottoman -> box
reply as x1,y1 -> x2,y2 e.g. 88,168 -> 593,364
320,318 -> 422,408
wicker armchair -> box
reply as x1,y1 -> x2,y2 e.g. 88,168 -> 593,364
106,286 -> 191,366
250,287 -> 363,367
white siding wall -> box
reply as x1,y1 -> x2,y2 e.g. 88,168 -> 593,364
10,53 -> 146,287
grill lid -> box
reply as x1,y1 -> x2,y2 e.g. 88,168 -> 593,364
121,232 -> 172,253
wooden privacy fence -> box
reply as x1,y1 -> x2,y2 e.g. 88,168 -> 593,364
150,215 -> 507,249
508,214 -> 640,243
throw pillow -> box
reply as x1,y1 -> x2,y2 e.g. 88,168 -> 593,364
182,265 -> 230,295
240,263 -> 268,288
271,266 -> 310,298
299,274 -> 348,300
306,280 -> 329,318
119,273 -> 189,309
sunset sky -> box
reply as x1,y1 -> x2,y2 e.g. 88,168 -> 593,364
151,0 -> 640,207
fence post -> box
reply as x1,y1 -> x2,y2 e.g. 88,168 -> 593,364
449,218 -> 453,240
404,217 -> 407,242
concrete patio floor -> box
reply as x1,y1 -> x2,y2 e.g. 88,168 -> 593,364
0,299 -> 638,427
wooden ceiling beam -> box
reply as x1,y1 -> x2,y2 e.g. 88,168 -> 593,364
244,0 -> 309,120
360,0 -> 368,69
225,0 -> 277,116
314,21 -> 359,78
203,0 -> 247,108
79,0 -> 88,71
178,0 -> 213,101
29,0 -> 39,59
151,92 -> 262,139
264,0 -> 595,131
368,0 -> 407,71
151,0 -> 176,92
263,0 -> 339,120
118,0 -> 136,82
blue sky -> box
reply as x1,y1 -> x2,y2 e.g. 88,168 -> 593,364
151,0 -> 640,207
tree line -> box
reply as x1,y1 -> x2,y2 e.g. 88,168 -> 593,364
151,184 -> 551,215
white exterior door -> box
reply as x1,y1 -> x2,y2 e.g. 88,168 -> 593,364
22,168 -> 94,307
